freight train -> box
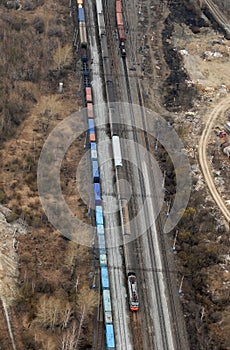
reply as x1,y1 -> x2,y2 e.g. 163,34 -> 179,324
74,0 -> 139,346
75,0 -> 116,348
116,0 -> 126,56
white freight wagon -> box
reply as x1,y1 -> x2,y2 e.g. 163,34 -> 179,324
112,136 -> 122,167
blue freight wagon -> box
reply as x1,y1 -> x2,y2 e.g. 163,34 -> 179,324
106,324 -> 115,349
90,142 -> 98,160
97,224 -> 104,236
101,267 -> 109,289
95,205 -> 103,225
78,7 -> 85,22
99,247 -> 106,254
100,253 -> 107,267
88,119 -> 95,133
92,160 -> 99,183
94,183 -> 101,205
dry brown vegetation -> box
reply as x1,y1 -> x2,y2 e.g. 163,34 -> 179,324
0,0 -> 98,349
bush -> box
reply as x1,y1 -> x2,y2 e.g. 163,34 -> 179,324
6,211 -> 19,223
32,16 -> 45,34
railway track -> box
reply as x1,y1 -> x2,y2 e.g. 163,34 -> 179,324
96,0 -> 133,348
91,0 -> 190,347
203,0 -> 230,37
101,0 -> 183,347
0,302 -> 12,349
132,312 -> 144,350
122,58 -> 171,349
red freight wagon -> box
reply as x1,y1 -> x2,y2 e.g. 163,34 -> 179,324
87,102 -> 94,118
85,87 -> 92,102
116,12 -> 123,27
89,132 -> 96,142
116,0 -> 122,13
118,26 -> 126,42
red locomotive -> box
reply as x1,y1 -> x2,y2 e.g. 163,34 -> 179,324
128,272 -> 139,311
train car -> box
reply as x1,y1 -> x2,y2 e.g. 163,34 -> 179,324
105,324 -> 115,350
112,135 -> 122,167
88,119 -> 95,133
95,205 -> 104,225
116,0 -> 126,56
81,49 -> 88,62
100,252 -> 107,267
98,234 -> 105,250
85,87 -> 93,103
103,290 -> 112,312
103,290 -> 112,326
78,7 -> 85,22
79,22 -> 87,48
122,199 -> 131,235
90,142 -> 98,160
97,224 -> 104,235
116,0 -> 122,13
92,160 -> 99,183
127,272 -> 139,311
116,12 -> 123,27
101,266 -> 109,290
89,132 -> 96,142
94,183 -> 101,205
105,311 -> 113,324
87,102 -> 94,118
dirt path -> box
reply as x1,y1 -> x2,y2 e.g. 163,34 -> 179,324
198,96 -> 230,225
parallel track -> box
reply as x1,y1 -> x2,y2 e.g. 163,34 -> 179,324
122,57 -> 169,349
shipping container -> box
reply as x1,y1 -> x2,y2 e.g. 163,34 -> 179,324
89,132 -> 96,142
105,311 -> 113,324
92,160 -> 99,183
116,0 -> 122,13
106,324 -> 115,349
101,267 -> 109,289
103,290 -> 112,312
87,102 -> 94,118
100,247 -> 106,255
112,135 -> 122,167
79,22 -> 87,48
122,199 -> 131,234
97,224 -> 104,235
95,205 -> 103,225
100,253 -> 107,266
90,142 -> 98,160
85,87 -> 92,102
78,7 -> 85,22
116,12 -> 123,27
94,183 -> 101,205
118,26 -> 126,42
98,235 -> 105,249
88,119 -> 95,133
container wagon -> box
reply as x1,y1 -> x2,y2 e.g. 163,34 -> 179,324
101,267 -> 110,290
92,160 -> 99,182
106,324 -> 115,350
112,135 -> 122,167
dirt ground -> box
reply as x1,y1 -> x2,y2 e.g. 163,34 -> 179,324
136,0 -> 230,348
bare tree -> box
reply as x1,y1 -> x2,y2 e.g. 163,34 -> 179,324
53,43 -> 73,72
